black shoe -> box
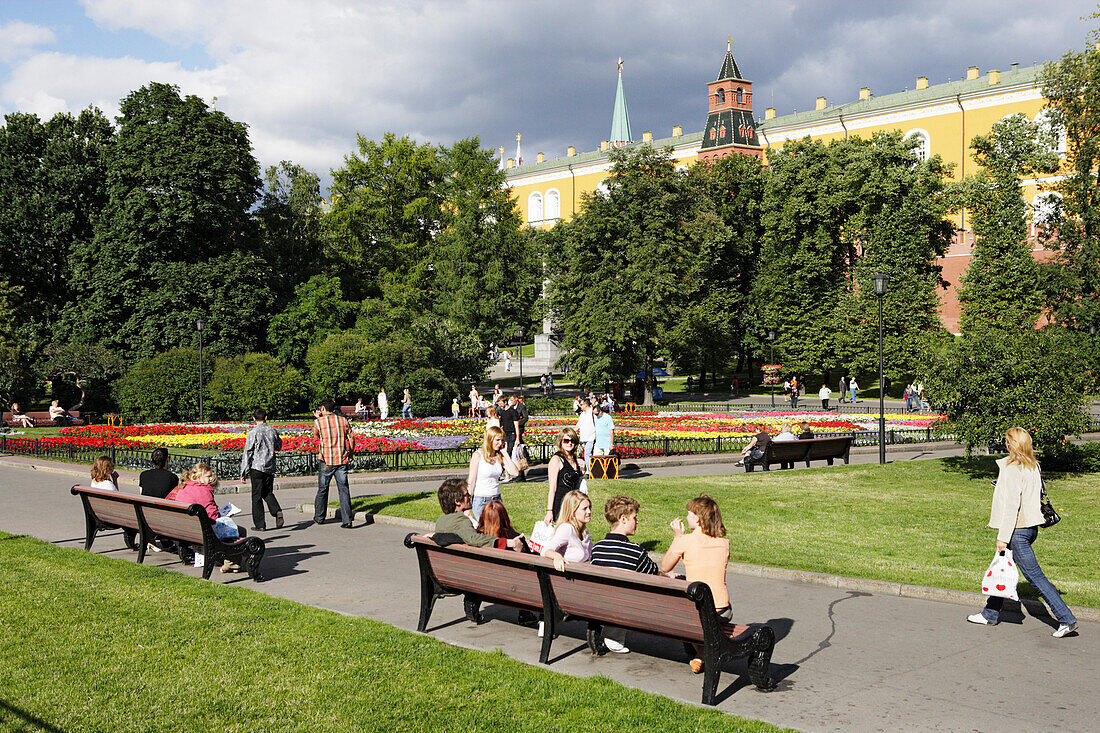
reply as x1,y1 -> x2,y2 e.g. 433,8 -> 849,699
275,511 -> 284,529
311,519 -> 325,526
251,526 -> 267,532
340,522 -> 353,529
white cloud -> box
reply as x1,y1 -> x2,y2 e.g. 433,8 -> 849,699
0,20 -> 56,62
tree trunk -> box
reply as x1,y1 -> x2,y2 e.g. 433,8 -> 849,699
643,348 -> 655,407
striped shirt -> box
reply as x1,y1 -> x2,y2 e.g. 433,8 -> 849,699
313,412 -> 354,466
590,533 -> 660,575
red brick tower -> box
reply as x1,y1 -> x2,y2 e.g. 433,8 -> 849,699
698,38 -> 763,162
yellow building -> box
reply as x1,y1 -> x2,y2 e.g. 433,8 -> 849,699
504,48 -> 1067,331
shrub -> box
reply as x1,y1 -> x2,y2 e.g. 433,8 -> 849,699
115,348 -> 203,422
523,395 -> 576,414
208,353 -> 305,420
401,367 -> 456,417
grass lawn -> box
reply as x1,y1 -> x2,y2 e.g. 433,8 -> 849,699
350,458 -> 1100,609
0,533 -> 786,733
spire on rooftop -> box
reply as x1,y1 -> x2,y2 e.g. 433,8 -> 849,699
717,36 -> 744,81
609,57 -> 632,148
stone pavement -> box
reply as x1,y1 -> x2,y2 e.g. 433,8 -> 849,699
1,458 -> 1096,732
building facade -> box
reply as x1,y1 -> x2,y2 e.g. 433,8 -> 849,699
504,44 -> 1066,333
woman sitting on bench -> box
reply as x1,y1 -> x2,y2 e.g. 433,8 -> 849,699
9,402 -> 33,428
542,490 -> 593,571
662,495 -> 731,675
89,455 -> 120,491
176,463 -> 246,572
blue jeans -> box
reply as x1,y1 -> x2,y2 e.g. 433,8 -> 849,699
402,404 -> 413,419
981,527 -> 1077,626
315,461 -> 352,524
850,387 -> 858,402
471,494 -> 500,524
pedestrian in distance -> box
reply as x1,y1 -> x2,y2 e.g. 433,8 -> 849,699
967,427 -> 1078,638
312,399 -> 355,528
401,388 -> 413,419
465,426 -> 520,524
240,408 -> 284,532
377,386 -> 389,420
839,375 -> 848,404
849,375 -> 859,403
819,383 -> 831,411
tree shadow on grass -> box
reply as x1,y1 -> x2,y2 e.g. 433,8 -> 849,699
941,455 -> 1000,480
0,700 -> 67,733
351,491 -> 433,516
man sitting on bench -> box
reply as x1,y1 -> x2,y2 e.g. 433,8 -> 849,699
434,478 -> 525,551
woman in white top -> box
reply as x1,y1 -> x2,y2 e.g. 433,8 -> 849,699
9,403 -> 33,428
89,455 -> 119,491
466,426 -> 519,523
967,427 -> 1078,637
542,490 -> 593,571
485,405 -> 500,431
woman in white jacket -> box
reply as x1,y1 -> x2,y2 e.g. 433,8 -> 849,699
966,427 -> 1078,637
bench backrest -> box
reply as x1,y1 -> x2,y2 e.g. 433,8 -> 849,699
409,536 -> 548,610
802,435 -> 852,459
767,435 -> 850,462
72,485 -> 205,543
142,504 -> 206,544
82,490 -> 143,531
766,440 -> 810,460
547,566 -> 705,643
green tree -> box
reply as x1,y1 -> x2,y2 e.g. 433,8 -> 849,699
66,83 -> 265,358
36,342 -> 125,412
268,275 -> 357,367
0,109 -> 113,346
208,353 -> 305,419
115,348 -> 205,422
256,161 -> 329,310
665,153 -> 765,388
0,279 -> 36,406
548,145 -> 722,404
1039,32 -> 1100,331
918,328 -> 1091,452
955,114 -> 1059,334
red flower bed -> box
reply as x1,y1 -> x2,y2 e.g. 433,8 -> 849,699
59,425 -> 228,438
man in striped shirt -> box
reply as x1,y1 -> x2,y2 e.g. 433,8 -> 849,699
312,398 -> 355,528
589,495 -> 666,654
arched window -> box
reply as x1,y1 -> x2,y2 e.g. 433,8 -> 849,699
904,128 -> 931,162
736,87 -> 744,104
1031,191 -> 1063,236
545,189 -> 561,220
527,192 -> 543,224
715,88 -> 725,104
1034,109 -> 1067,156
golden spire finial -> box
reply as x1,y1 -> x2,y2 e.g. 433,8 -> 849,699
727,37 -> 732,52
617,56 -> 623,75
212,95 -> 218,110
516,133 -> 521,142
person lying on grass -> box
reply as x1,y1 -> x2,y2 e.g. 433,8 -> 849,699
434,478 -> 525,551
661,495 -> 731,675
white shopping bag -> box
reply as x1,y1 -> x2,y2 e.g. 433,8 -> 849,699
529,520 -> 554,555
981,549 -> 1020,601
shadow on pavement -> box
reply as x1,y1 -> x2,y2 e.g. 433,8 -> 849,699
351,492 -> 432,515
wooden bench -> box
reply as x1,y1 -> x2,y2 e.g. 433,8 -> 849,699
71,485 -> 265,581
404,533 -> 775,705
3,410 -> 84,428
338,405 -> 373,421
745,436 -> 853,472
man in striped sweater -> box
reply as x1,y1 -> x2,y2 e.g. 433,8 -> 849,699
590,495 -> 673,654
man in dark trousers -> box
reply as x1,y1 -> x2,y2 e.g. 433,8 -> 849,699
496,395 -> 525,482
240,408 -> 284,531
512,394 -> 529,482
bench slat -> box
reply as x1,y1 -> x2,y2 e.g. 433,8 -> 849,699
429,553 -> 544,608
85,495 -> 142,531
142,506 -> 205,544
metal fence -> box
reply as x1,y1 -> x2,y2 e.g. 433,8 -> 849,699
0,427 -> 959,480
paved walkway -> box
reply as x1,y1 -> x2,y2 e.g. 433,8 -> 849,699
1,455 -> 1096,731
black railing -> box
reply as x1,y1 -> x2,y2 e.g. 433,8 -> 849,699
0,427 -> 960,479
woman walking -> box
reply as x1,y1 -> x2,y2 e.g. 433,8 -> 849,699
966,427 -> 1078,638
401,388 -> 413,419
465,426 -> 520,523
544,428 -> 584,524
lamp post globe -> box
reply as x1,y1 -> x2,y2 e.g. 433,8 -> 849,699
872,272 -> 889,464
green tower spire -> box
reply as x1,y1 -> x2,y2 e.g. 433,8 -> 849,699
610,57 -> 632,147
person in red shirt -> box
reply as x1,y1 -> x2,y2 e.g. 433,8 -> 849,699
312,398 -> 355,528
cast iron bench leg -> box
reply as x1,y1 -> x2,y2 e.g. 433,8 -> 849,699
463,594 -> 483,624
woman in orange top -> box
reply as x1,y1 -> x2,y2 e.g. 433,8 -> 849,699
661,494 -> 731,674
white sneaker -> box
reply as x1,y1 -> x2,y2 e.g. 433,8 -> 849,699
967,613 -> 994,625
603,637 -> 630,654
537,621 -> 544,638
1052,622 -> 1078,638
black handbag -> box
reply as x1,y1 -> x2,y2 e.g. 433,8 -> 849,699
1039,477 -> 1060,528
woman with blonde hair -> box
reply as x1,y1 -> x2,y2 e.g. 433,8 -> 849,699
544,427 -> 584,524
662,495 -> 731,673
465,425 -> 519,523
542,489 -> 592,572
967,427 -> 1078,637
89,455 -> 119,491
486,404 -> 500,431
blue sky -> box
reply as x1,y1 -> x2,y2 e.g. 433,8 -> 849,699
1,1 -> 1094,193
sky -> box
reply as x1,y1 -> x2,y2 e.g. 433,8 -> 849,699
0,0 -> 1095,194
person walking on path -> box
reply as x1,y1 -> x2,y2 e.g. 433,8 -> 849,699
839,376 -> 848,404
312,399 -> 355,528
240,408 -> 284,532
401,388 -> 413,419
465,426 -> 520,523
789,377 -> 799,409
377,387 -> 389,420
819,383 -> 832,411
575,398 -> 596,471
967,427 -> 1078,638
849,376 -> 859,403
544,428 -> 584,524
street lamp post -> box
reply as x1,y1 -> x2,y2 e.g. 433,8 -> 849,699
872,272 -> 889,464
517,329 -> 525,395
767,329 -> 776,408
196,318 -> 205,423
